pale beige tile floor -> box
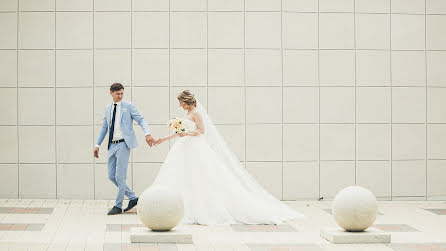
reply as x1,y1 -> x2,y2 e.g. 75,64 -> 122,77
0,199 -> 445,251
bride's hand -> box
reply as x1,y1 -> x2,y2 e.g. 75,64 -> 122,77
178,132 -> 187,137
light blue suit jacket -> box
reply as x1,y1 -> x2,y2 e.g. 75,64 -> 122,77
96,101 -> 151,149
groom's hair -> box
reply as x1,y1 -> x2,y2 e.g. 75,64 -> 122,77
110,83 -> 124,92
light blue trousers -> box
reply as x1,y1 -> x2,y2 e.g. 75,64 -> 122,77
108,141 -> 137,209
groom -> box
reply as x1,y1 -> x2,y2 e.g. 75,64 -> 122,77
94,83 -> 155,215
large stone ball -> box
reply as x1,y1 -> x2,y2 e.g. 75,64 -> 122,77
332,186 -> 378,232
137,185 -> 184,231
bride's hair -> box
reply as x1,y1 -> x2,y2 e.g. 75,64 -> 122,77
177,90 -> 197,107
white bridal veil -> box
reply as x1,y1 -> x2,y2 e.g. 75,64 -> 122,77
194,98 -> 304,223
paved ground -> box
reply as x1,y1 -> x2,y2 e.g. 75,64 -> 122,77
0,199 -> 446,250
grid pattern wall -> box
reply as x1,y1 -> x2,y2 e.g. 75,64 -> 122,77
0,0 -> 446,200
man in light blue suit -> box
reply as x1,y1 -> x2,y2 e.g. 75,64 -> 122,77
94,83 -> 155,215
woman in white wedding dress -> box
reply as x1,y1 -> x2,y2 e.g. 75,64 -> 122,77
152,90 -> 304,225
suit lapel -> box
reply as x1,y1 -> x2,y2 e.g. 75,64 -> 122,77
119,102 -> 124,124
106,104 -> 112,128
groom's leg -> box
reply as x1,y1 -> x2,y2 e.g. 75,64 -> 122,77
114,143 -> 137,208
124,183 -> 137,199
113,145 -> 137,199
107,150 -> 118,187
108,144 -> 136,203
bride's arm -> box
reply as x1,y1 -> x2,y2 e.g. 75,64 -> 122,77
186,112 -> 205,136
157,132 -> 179,144
157,112 -> 205,143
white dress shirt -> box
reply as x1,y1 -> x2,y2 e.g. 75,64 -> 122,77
111,101 -> 124,141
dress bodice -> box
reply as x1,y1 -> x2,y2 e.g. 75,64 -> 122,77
183,118 -> 197,132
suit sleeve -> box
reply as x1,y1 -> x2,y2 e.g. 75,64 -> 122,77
96,106 -> 109,148
129,103 -> 151,136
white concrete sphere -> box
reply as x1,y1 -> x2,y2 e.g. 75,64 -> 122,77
332,186 -> 378,232
137,185 -> 184,231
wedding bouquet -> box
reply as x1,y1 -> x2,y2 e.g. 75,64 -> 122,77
168,117 -> 185,133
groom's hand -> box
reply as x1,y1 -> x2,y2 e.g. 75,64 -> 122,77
93,147 -> 99,158
145,134 -> 155,147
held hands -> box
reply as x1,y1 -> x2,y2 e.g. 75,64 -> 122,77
145,134 -> 156,147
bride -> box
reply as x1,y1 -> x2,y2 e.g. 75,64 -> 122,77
152,90 -> 304,225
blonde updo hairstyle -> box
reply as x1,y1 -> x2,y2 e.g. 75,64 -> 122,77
177,90 -> 197,107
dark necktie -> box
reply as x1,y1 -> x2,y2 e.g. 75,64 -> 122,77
108,104 -> 117,150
